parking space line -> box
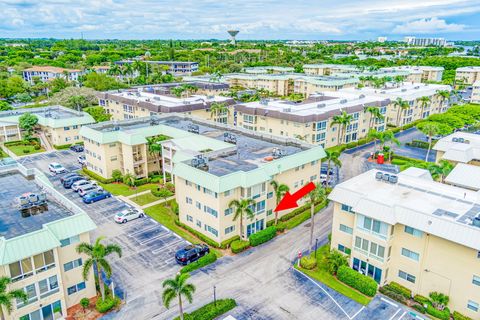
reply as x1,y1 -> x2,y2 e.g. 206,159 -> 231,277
139,232 -> 171,245
398,311 -> 407,319
152,239 -> 185,254
350,306 -> 365,319
128,225 -> 158,237
388,309 -> 401,320
381,297 -> 398,308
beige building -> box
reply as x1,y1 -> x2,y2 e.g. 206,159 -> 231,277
471,81 -> 480,103
0,161 -> 96,320
380,66 -> 444,82
456,67 -> 480,85
433,132 -> 480,165
98,89 -> 235,124
22,66 -> 83,85
0,106 -> 95,147
303,64 -> 358,76
243,66 -> 295,74
329,168 -> 480,318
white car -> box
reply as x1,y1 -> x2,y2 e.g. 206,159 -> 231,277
48,163 -> 67,174
78,156 -> 86,166
71,180 -> 91,192
114,208 -> 145,224
78,185 -> 103,197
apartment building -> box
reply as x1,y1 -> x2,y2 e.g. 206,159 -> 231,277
456,67 -> 480,85
243,66 -> 295,74
472,81 -> 480,104
97,89 -> 235,123
115,60 -> 199,75
380,66 -> 444,82
404,37 -> 447,47
343,82 -> 451,127
91,66 -> 139,81
433,132 -> 480,165
0,161 -> 96,320
329,168 -> 480,318
303,64 -> 358,76
22,66 -> 83,84
133,82 -> 230,96
0,106 -> 95,146
234,91 -> 389,148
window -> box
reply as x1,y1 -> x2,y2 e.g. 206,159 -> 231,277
33,250 -> 55,273
468,300 -> 479,312
204,205 -> 218,218
73,125 -> 78,129
64,258 -> 82,272
314,121 -> 327,131
224,190 -> 231,197
357,214 -> 388,238
398,270 -> 416,283
185,180 -> 192,187
224,208 -> 233,216
185,197 -> 192,204
67,282 -> 86,295
9,258 -> 34,282
196,220 -> 202,228
337,244 -> 351,254
267,209 -> 273,216
267,192 -> 273,199
39,275 -> 59,298
225,226 -> 235,234
473,275 -> 480,286
401,248 -> 420,261
64,126 -> 70,131
339,224 -> 353,234
341,204 -> 353,213
186,215 -> 193,222
204,224 -> 218,237
404,226 -> 423,238
60,235 -> 80,247
195,201 -> 201,210
17,284 -> 37,308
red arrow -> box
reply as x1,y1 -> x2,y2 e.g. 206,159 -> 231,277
274,182 -> 316,212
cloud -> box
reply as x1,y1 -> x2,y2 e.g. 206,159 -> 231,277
392,17 -> 466,34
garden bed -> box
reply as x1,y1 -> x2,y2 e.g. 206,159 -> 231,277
4,141 -> 45,156
99,182 -> 159,196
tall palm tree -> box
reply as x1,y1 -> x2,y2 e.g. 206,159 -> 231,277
123,172 -> 136,187
77,237 -> 122,301
417,122 -> 440,162
146,136 -> 163,172
417,96 -> 431,119
270,180 -> 289,225
379,131 -> 400,162
364,106 -> 384,131
162,273 -> 196,320
306,184 -> 327,252
108,64 -> 122,77
437,90 -> 451,108
122,64 -> 134,85
324,150 -> 341,186
428,160 -> 453,182
229,198 -> 255,239
209,102 -> 230,122
330,111 -> 353,145
0,277 -> 27,318
367,129 -> 382,154
393,97 -> 410,127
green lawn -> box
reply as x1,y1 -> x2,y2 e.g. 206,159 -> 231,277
296,245 -> 372,305
131,192 -> 161,206
98,183 -> 159,196
5,143 -> 45,156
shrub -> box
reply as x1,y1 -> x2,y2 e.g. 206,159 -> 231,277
411,304 -> 426,314
22,148 -> 31,154
149,175 -> 163,183
151,187 -> 173,198
414,294 -> 430,306
275,222 -> 286,232
387,282 -> 412,299
429,291 -> 450,309
170,200 -> 179,215
337,265 -> 378,297
111,169 -> 123,183
346,142 -> 358,149
325,249 -> 348,275
82,168 -> 114,184
453,311 -> 473,320
180,252 -> 217,274
165,182 -> 175,192
33,144 -> 41,150
135,177 -> 150,186
220,235 -> 240,249
379,286 -> 407,304
95,296 -> 120,313
174,299 -> 237,320
175,219 -> 221,248
80,297 -> 90,311
53,143 -> 72,150
231,239 -> 250,253
300,255 -> 317,270
426,304 -> 450,320
249,226 -> 276,246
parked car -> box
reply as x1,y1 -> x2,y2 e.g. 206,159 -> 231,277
78,185 -> 103,197
114,208 -> 145,223
63,176 -> 85,189
71,180 -> 91,192
60,172 -> 79,183
48,163 -> 67,175
82,190 -> 112,204
70,144 -> 84,152
78,155 -> 86,166
175,244 -> 209,265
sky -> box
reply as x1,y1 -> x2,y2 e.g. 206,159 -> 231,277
1,0 -> 480,40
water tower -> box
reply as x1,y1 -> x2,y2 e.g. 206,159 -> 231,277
227,30 -> 239,45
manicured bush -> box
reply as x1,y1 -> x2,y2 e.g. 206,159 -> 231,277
80,297 -> 90,311
149,175 -> 163,183
220,235 -> 240,249
230,239 -> 250,253
337,265 -> 378,297
387,282 -> 412,299
426,304 -> 450,320
22,148 -> 31,154
346,142 -> 358,149
95,296 -> 120,313
267,200 -> 328,229
411,304 -> 426,314
170,200 -> 179,215
82,168 -> 114,184
135,177 -> 150,186
379,286 -> 406,304
151,187 -> 173,198
53,143 -> 72,150
174,299 -> 237,320
406,139 -> 431,149
33,144 -> 41,150
300,255 -> 317,270
248,226 -> 276,246
174,219 -> 221,248
165,182 -> 175,192
180,252 -> 217,274
453,311 -> 473,320
275,222 -> 286,232
414,294 -> 430,306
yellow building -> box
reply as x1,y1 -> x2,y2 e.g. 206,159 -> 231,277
433,132 -> 480,165
380,66 -> 444,82
0,162 -> 97,320
471,81 -> 480,103
329,168 -> 480,318
456,67 -> 480,85
97,89 -> 235,123
303,64 -> 358,76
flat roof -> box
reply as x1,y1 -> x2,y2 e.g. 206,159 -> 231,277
457,67 -> 480,72
329,168 -> 480,250
23,66 -> 81,73
342,82 -> 451,101
445,163 -> 480,191
381,66 -> 444,72
116,60 -> 198,65
303,64 -> 358,70
433,132 -> 480,163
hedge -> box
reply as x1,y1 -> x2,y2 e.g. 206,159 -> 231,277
151,188 -> 173,198
386,282 -> 411,299
414,294 -> 430,306
453,311 -> 473,320
267,200 -> 328,227
53,143 -> 73,150
248,226 -> 276,247
95,296 -> 120,313
4,138 -> 40,146
406,140 -> 430,149
174,299 -> 237,320
220,235 -> 240,249
300,256 -> 317,270
231,240 -> 250,254
135,177 -> 150,186
337,265 -> 378,297
426,304 -> 450,320
379,286 -> 407,304
180,252 -> 217,274
411,304 -> 426,314
174,219 -> 221,248
81,168 -> 114,184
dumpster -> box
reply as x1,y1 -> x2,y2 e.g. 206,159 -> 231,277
377,153 -> 385,164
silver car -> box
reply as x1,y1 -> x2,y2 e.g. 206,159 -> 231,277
78,185 -> 103,197
114,208 -> 145,224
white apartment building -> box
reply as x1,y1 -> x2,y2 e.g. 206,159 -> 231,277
22,66 -> 83,85
380,66 -> 444,82
456,67 -> 480,85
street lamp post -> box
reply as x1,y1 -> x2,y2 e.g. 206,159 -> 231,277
213,285 -> 217,307
314,238 -> 319,258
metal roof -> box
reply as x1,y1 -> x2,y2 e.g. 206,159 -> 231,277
433,132 -> 480,163
445,163 -> 480,191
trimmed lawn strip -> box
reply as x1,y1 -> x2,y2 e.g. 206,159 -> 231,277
99,182 -> 158,196
144,204 -> 222,257
6,144 -> 45,156
130,192 -> 161,206
296,245 -> 372,306
173,299 -> 237,320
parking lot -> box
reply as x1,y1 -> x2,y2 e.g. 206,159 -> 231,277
20,150 -> 189,302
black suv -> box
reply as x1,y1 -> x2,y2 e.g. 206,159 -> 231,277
175,244 -> 209,265
70,144 -> 84,152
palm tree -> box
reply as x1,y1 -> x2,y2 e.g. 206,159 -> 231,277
417,96 -> 431,119
122,64 -> 134,85
324,150 -> 341,186
364,106 -> 384,131
330,111 -> 353,145
209,102 -> 229,122
367,129 -> 382,154
393,97 -> 410,127
146,136 -> 163,172
270,180 -> 289,225
428,160 -> 453,182
108,64 -> 122,77
182,84 -> 198,97
417,122 -> 440,162
0,277 -> 27,318
162,273 -> 195,320
379,131 -> 400,162
306,184 -> 327,252
76,237 -> 122,301
437,90 -> 451,108
123,172 -> 136,187
228,198 -> 255,239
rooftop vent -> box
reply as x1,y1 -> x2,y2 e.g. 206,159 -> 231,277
187,124 -> 199,134
414,86 -> 420,89
191,155 -> 209,171
283,108 -> 291,113
272,148 -> 285,159
452,137 -> 459,142
259,99 -> 269,105
153,96 -> 161,101
317,103 -> 326,108
458,138 -> 465,143
401,88 -> 407,92
359,94 -> 365,99
380,91 -> 386,94
473,216 -> 480,228
340,99 -> 348,104
223,132 -> 237,144
375,172 -> 383,180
